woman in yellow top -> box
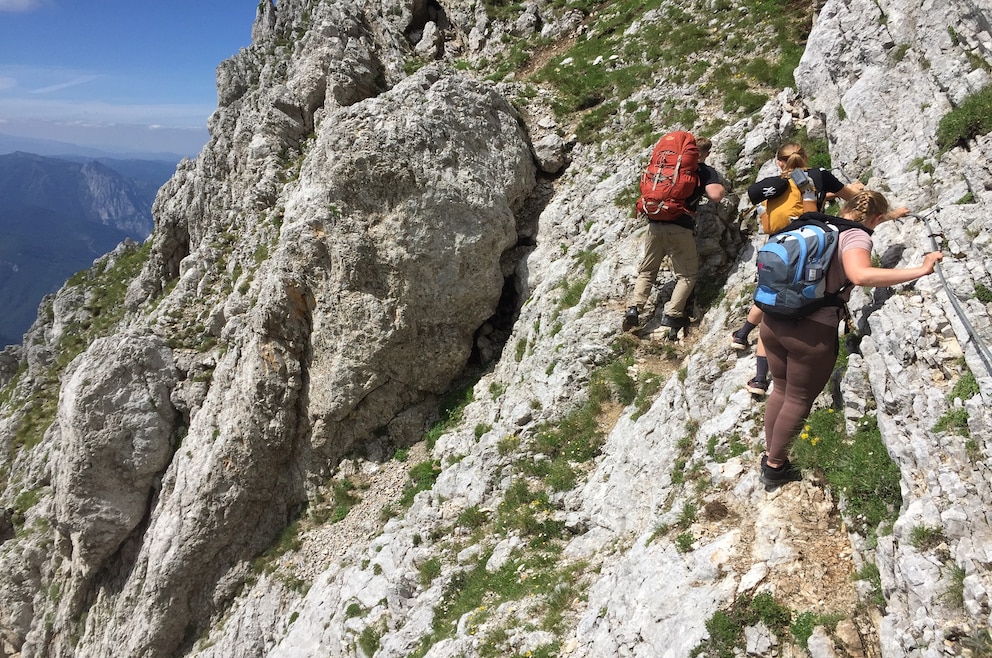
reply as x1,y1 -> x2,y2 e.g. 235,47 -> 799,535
731,142 -> 863,395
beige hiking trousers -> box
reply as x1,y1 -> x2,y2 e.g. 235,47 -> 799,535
629,220 -> 698,318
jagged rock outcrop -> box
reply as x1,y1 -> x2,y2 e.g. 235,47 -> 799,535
1,2 -> 535,655
1,0 -> 991,657
52,332 -> 179,579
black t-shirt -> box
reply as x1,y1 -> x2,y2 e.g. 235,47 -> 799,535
666,162 -> 722,230
746,167 -> 845,211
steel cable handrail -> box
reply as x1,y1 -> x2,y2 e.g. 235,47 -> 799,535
907,207 -> 992,379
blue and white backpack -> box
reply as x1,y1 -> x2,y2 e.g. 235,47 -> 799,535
754,213 -> 869,320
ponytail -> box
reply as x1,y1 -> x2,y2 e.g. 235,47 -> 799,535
776,142 -> 808,177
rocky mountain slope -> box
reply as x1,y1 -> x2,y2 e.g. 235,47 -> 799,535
1,0 -> 991,657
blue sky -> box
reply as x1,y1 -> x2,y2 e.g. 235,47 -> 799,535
0,0 -> 256,158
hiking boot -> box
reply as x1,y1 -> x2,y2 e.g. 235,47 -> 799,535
760,458 -> 802,487
730,330 -> 750,351
659,313 -> 687,328
745,377 -> 769,396
622,306 -> 639,331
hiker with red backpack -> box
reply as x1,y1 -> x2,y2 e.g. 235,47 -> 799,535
730,142 -> 863,396
623,133 -> 726,335
757,190 -> 943,487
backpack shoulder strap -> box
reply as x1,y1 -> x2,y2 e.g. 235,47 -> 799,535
823,215 -> 873,235
806,168 -> 828,209
791,212 -> 873,236
768,211 -> 832,236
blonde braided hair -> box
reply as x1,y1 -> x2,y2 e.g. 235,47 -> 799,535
841,190 -> 890,223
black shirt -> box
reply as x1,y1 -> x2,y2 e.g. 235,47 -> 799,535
666,162 -> 722,230
746,167 -> 846,211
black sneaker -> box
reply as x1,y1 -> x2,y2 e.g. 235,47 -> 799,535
730,331 -> 750,351
622,306 -> 639,331
745,377 -> 769,396
659,313 -> 687,328
760,458 -> 802,488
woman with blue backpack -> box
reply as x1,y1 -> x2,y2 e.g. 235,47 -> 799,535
731,142 -> 864,396
759,190 -> 943,487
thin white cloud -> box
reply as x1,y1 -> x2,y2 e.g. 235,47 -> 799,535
0,76 -> 17,91
0,115 -> 210,156
0,96 -> 216,129
30,75 -> 100,94
0,0 -> 45,12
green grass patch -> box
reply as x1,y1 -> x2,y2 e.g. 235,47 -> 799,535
419,556 -> 443,587
409,550 -> 581,658
855,562 -> 885,608
949,368 -> 979,401
10,386 -> 58,452
790,410 -> 901,545
495,478 -> 566,546
399,460 -> 442,507
631,371 -> 662,420
424,377 -> 478,449
357,619 -> 385,656
310,478 -> 362,525
933,408 -> 970,437
253,520 -> 302,575
517,337 -> 643,490
707,433 -> 748,464
909,524 -> 946,551
530,0 -> 812,142
961,629 -> 992,656
677,501 -> 697,529
690,592 -> 792,657
936,86 -> 992,152
8,242 -> 154,458
457,505 -> 489,529
790,611 -> 844,648
946,564 -> 967,609
556,248 -> 600,310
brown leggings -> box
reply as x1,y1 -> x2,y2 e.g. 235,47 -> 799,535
759,316 -> 839,462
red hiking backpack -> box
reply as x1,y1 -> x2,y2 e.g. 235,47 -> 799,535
636,131 -> 700,221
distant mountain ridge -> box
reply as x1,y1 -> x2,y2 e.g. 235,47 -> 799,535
0,151 -> 176,346
0,130 -> 190,162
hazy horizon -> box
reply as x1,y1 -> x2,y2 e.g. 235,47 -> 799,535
0,1 -> 255,156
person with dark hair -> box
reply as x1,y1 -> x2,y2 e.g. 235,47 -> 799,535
623,136 -> 726,336
759,190 -> 943,487
731,142 -> 863,396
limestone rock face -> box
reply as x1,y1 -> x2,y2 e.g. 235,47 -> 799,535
0,2 -> 535,656
796,0 -> 992,209
52,333 -> 178,579
1,0 -> 991,657
284,68 -> 535,463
